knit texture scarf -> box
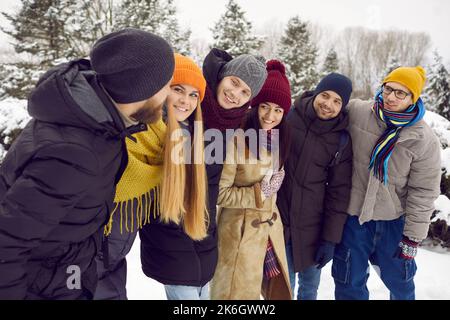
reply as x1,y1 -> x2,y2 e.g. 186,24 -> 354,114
369,90 -> 425,184
104,119 -> 166,235
201,85 -> 249,131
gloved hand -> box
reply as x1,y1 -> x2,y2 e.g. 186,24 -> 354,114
395,236 -> 419,260
261,168 -> 285,200
314,240 -> 335,269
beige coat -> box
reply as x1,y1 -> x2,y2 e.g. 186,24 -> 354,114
347,99 -> 441,240
210,137 -> 291,300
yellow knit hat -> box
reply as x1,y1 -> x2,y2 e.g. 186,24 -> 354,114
383,66 -> 427,103
172,53 -> 206,101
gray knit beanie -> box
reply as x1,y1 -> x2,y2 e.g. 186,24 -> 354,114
90,28 -> 175,104
219,54 -> 267,99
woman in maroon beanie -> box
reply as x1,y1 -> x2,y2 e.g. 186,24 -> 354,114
211,60 -> 292,300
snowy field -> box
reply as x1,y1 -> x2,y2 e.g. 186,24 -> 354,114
126,236 -> 450,300
1,98 -> 449,300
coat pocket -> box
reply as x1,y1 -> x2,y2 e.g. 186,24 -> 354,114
332,245 -> 351,284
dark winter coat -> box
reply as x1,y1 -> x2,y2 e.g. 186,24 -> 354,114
139,118 -> 217,287
277,91 -> 353,272
0,59 -> 145,299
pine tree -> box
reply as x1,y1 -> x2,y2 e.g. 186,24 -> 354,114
321,47 -> 339,76
278,15 -> 319,99
114,0 -> 191,55
160,0 -> 191,55
64,0 -> 116,58
0,0 -> 79,99
211,0 -> 263,56
425,51 -> 450,119
1,0 -> 77,66
114,0 -> 165,32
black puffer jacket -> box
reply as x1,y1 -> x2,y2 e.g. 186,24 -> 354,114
139,116 -> 219,287
277,91 -> 353,272
0,59 -> 145,299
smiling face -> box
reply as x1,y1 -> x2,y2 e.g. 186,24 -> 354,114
258,102 -> 284,130
216,76 -> 252,109
166,84 -> 200,122
313,90 -> 343,120
382,82 -> 413,113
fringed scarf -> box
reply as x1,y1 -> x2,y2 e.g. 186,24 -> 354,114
368,90 -> 425,184
201,85 -> 249,131
104,119 -> 166,236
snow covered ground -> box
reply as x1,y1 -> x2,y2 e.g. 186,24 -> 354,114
124,107 -> 450,301
1,98 -> 449,300
126,236 -> 450,300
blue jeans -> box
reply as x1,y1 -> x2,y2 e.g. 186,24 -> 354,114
285,242 -> 321,300
164,283 -> 210,300
333,215 -> 417,300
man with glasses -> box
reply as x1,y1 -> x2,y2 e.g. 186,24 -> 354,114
332,66 -> 441,300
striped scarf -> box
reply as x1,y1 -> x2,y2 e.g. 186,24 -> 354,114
369,90 -> 425,184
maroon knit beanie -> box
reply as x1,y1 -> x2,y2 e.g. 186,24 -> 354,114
250,60 -> 292,113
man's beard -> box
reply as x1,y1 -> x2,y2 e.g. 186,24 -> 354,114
131,99 -> 165,124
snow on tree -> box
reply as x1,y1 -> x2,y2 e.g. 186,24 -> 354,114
211,0 -> 264,56
278,15 -> 319,99
0,98 -> 29,163
63,0 -> 116,58
380,55 -> 401,79
0,62 -> 44,100
114,0 -> 191,55
424,51 -> 450,120
321,47 -> 339,77
1,0 -> 78,66
0,0 -> 88,99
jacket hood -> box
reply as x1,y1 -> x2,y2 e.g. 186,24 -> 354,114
28,59 -> 126,137
291,90 -> 349,134
202,48 -> 233,94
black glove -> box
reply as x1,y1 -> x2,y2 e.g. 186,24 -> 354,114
314,240 -> 336,269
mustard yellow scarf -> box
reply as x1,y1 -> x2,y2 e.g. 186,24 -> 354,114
104,119 -> 166,235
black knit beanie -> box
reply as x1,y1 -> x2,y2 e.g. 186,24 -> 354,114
314,73 -> 353,108
90,28 -> 175,103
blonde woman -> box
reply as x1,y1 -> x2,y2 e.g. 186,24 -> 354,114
139,54 -> 210,300
95,54 -> 208,300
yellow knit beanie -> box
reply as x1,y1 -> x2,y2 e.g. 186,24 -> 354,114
172,53 -> 206,101
383,66 -> 426,103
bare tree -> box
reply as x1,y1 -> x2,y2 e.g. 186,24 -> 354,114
336,27 -> 431,99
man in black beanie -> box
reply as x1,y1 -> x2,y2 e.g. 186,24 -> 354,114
0,28 -> 174,300
277,73 -> 353,300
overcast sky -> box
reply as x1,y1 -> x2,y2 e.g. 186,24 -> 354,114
1,0 -> 449,64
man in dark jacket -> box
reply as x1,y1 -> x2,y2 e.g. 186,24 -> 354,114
277,73 -> 353,300
0,28 -> 175,300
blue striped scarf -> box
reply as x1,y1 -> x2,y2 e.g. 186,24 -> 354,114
369,90 -> 425,184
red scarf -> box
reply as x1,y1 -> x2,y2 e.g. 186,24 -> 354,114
201,85 -> 249,131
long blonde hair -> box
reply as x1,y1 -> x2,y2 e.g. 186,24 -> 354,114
160,100 -> 209,240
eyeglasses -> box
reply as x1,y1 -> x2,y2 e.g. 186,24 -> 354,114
382,85 -> 411,100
